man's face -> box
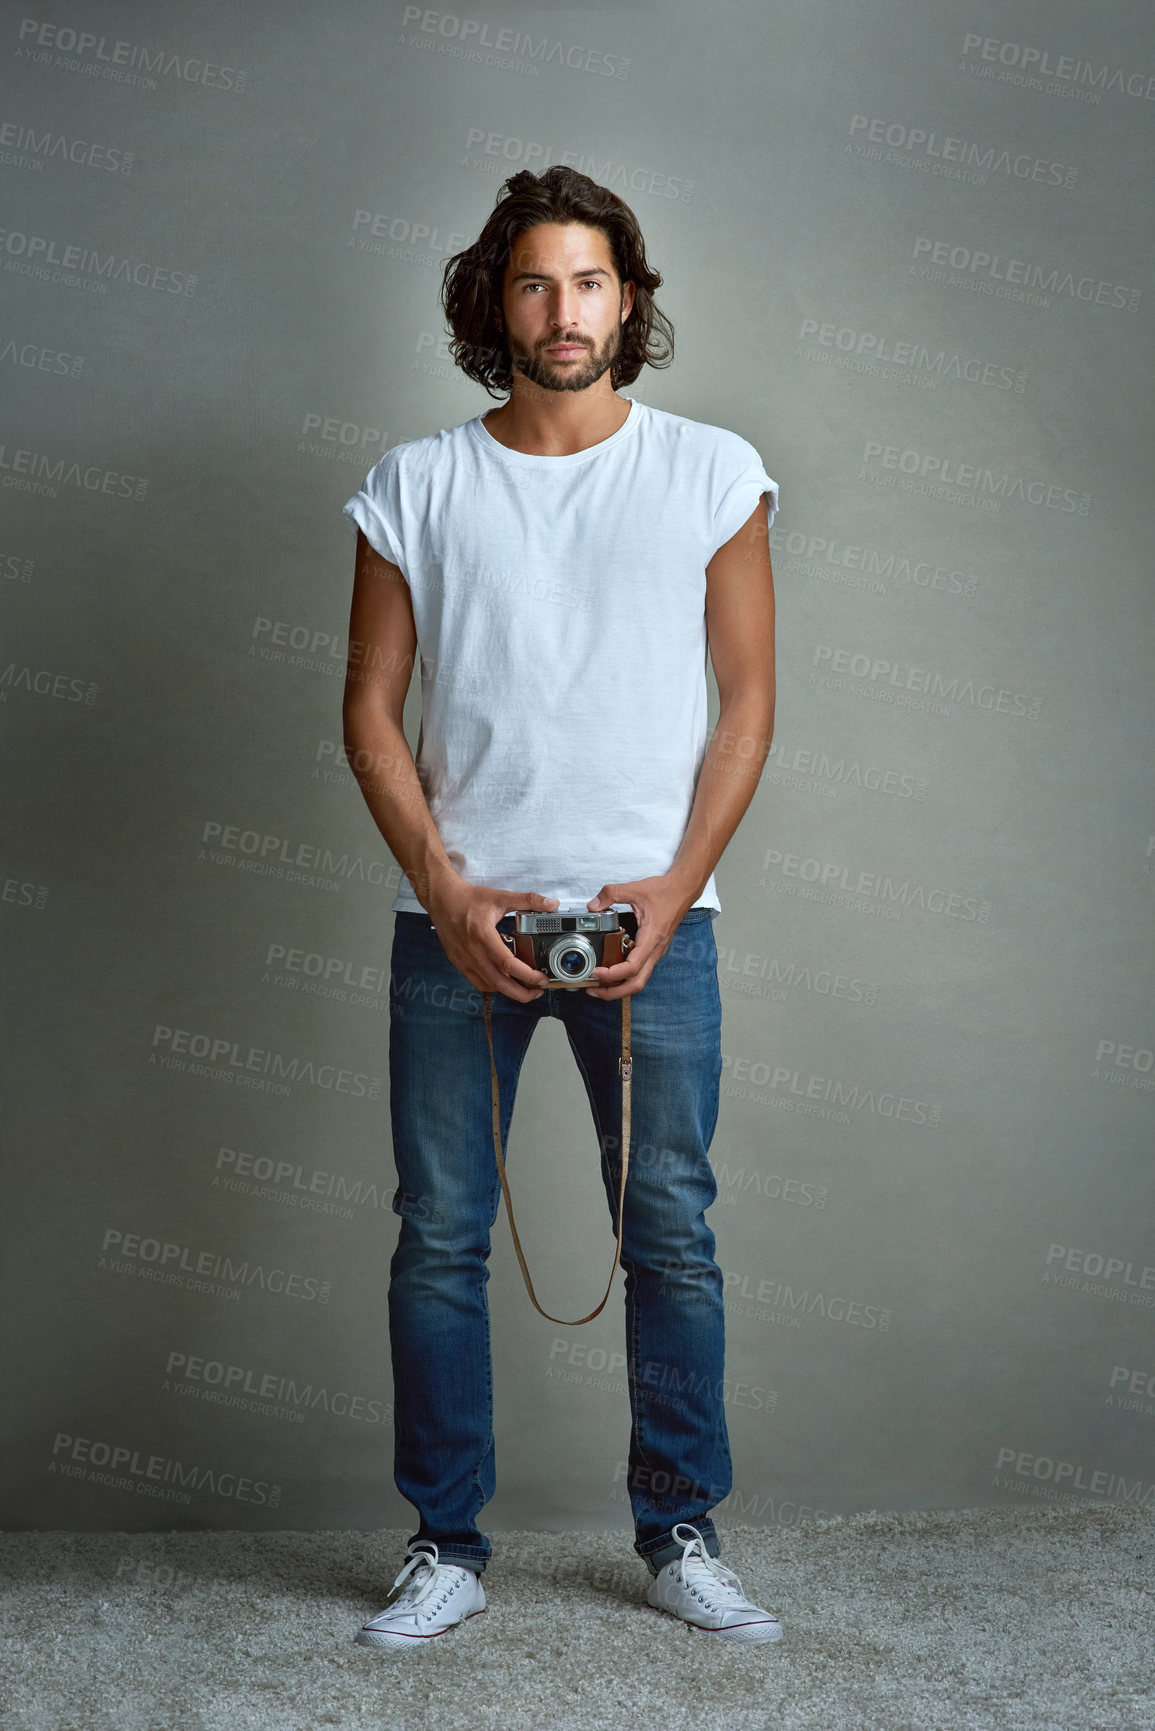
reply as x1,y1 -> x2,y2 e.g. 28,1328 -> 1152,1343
496,221 -> 636,394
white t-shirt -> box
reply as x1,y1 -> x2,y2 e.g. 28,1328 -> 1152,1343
343,397 -> 778,916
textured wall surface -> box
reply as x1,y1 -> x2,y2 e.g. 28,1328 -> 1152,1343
3,0 -> 1153,1534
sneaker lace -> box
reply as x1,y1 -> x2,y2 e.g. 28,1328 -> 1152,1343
671,1524 -> 755,1613
387,1543 -> 460,1614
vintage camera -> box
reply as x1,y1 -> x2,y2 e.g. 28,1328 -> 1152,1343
506,909 -> 634,986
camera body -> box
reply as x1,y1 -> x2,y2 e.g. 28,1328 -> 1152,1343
506,909 -> 634,986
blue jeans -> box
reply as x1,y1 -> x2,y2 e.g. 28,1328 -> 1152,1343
386,906 -> 732,1576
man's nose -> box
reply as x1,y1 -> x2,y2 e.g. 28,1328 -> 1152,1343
549,291 -> 578,328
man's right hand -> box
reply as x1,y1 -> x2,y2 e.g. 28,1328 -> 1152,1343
422,875 -> 559,1002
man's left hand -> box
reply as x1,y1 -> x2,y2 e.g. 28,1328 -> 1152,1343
583,875 -> 697,999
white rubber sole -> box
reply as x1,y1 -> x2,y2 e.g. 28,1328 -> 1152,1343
354,1606 -> 487,1650
648,1602 -> 784,1642
705,1617 -> 784,1643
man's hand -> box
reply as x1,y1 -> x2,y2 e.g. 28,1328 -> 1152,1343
583,875 -> 697,1000
424,875 -> 559,1002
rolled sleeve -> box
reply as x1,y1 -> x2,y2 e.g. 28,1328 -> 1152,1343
711,459 -> 779,554
343,459 -> 408,578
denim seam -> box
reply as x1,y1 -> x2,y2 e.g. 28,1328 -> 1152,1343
700,929 -> 724,1174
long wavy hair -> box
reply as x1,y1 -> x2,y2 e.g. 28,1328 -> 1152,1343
441,166 -> 675,398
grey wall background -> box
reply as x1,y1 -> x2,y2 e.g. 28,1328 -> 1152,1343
3,0 -> 1153,1535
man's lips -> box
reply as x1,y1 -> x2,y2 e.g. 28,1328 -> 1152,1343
545,343 -> 587,355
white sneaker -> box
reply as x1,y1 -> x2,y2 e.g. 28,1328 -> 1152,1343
647,1523 -> 783,1643
354,1541 -> 486,1650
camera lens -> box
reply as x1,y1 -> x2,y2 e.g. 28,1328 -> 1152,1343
547,933 -> 595,983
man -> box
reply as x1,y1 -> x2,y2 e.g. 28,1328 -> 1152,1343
341,167 -> 780,1649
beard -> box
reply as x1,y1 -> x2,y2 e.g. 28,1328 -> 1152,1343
507,319 -> 623,394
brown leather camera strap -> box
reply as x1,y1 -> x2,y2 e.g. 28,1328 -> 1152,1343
481,985 -> 631,1326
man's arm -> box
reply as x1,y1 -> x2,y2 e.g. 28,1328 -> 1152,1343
670,492 -> 776,899
341,528 -> 557,1001
341,528 -> 455,901
585,496 -> 775,997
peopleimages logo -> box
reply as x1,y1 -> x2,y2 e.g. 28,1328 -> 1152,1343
296,412 -> 395,465
399,8 -> 630,79
0,548 -> 34,582
0,227 -> 196,294
1,871 -> 49,910
811,644 -> 1042,722
249,614 -> 347,671
0,117 -> 134,173
462,128 -> 692,201
349,208 -> 467,264
1107,1366 -> 1155,1415
910,237 -> 1140,312
15,20 -> 248,92
1092,1039 -> 1155,1093
164,1351 -> 390,1426
198,818 -> 397,894
960,34 -> 1155,104
149,1021 -> 383,1100
0,336 -> 84,377
715,1166 -> 828,1210
847,114 -> 1077,190
1041,1242 -> 1155,1310
763,740 -> 927,802
797,316 -> 1026,393
769,523 -> 981,601
722,1050 -> 940,1127
721,1271 -> 892,1331
993,1447 -> 1154,1509
49,1432 -> 279,1509
0,441 -> 147,500
263,941 -> 388,998
759,846 -> 992,925
718,943 -> 879,1007
547,1338 -> 773,1413
861,441 -> 1091,516
610,1462 -> 834,1528
213,1145 -> 401,1218
0,663 -> 97,704
1044,1243 -> 1155,1291
100,1227 -> 333,1305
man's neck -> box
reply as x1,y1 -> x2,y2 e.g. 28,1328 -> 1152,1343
481,387 -> 632,457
